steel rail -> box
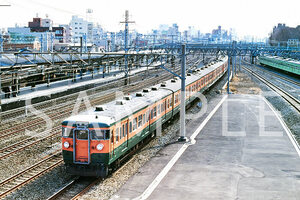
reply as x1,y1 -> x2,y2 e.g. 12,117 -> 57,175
243,66 -> 300,113
0,152 -> 63,199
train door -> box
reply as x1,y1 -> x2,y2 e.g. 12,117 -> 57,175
73,127 -> 90,164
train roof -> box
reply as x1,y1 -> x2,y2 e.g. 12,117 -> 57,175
262,55 -> 300,65
62,56 -> 228,128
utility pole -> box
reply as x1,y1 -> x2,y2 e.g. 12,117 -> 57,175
50,33 -> 54,52
80,36 -> 83,56
178,44 -> 188,142
153,44 -> 188,142
227,54 -> 231,94
0,32 -> 3,59
120,10 -> 135,85
84,33 -> 87,53
40,34 -> 43,52
110,32 -> 115,52
152,34 -> 157,47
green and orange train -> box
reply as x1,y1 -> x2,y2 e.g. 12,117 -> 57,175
61,56 -> 228,177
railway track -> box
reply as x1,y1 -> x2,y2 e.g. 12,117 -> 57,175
243,66 -> 300,113
47,177 -> 99,200
47,154 -> 136,200
243,61 -> 300,87
0,152 -> 63,199
0,127 -> 60,160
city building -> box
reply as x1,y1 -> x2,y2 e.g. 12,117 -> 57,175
7,26 -> 52,51
59,24 -> 72,43
69,15 -> 91,43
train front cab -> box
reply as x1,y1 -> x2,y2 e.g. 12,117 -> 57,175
62,123 -> 111,177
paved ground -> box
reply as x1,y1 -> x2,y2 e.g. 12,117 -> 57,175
113,94 -> 300,200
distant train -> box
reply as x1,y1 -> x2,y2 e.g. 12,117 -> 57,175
61,56 -> 228,177
259,56 -> 300,76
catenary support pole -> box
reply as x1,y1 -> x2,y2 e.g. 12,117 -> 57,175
234,56 -> 236,75
239,56 -> 241,71
227,55 -> 231,94
178,44 -> 188,142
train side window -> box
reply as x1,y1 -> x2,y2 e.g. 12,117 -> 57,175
116,128 -> 119,142
129,122 -> 132,133
122,124 -> 125,138
120,125 -> 123,139
143,114 -> 145,125
158,105 -> 161,115
161,103 -> 163,112
119,127 -> 122,139
138,115 -> 142,127
151,109 -> 154,119
133,118 -> 137,130
167,99 -> 170,108
146,111 -> 149,122
154,106 -> 157,117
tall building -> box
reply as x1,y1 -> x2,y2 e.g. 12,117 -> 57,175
92,23 -> 105,47
69,15 -> 93,43
59,24 -> 72,43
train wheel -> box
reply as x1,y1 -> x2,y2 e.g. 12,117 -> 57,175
100,166 -> 109,178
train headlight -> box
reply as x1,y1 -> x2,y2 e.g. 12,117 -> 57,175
63,141 -> 70,148
96,143 -> 104,151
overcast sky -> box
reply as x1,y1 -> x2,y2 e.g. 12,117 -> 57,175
0,0 -> 299,38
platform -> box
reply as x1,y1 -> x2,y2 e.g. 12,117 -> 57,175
113,94 -> 300,200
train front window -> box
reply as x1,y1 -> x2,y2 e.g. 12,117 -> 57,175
62,127 -> 73,138
91,130 -> 110,140
75,130 -> 88,140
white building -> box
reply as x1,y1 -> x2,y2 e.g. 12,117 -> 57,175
59,24 -> 72,43
41,17 -> 52,28
69,15 -> 93,43
92,23 -> 106,47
